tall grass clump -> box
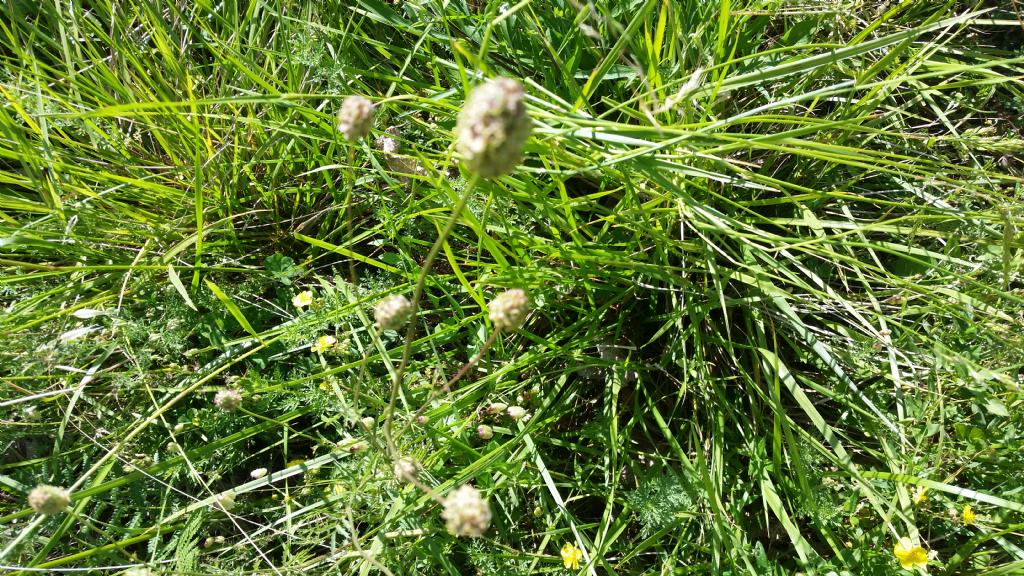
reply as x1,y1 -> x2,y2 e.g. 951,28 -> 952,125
2,1 -> 1023,574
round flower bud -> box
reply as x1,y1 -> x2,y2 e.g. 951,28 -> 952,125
394,457 -> 420,483
455,78 -> 531,178
416,415 -> 430,425
360,416 -> 377,432
250,468 -> 268,479
374,294 -> 413,331
214,491 -> 236,512
27,484 -> 71,515
476,424 -> 493,440
488,289 -> 529,331
507,406 -> 527,421
441,484 -> 491,538
337,95 -> 375,141
214,389 -> 242,411
486,402 -> 508,415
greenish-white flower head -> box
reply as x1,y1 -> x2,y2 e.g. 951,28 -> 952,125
214,389 -> 242,411
28,484 -> 71,515
394,457 -> 420,483
455,78 -> 531,178
214,491 -> 236,512
337,95 -> 375,141
441,484 -> 491,538
488,289 -> 530,332
374,294 -> 413,331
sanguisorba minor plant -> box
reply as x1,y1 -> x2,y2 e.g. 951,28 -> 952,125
1,0 -> 1023,575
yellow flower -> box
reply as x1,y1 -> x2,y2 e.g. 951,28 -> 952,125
894,537 -> 928,570
912,486 -> 927,505
311,335 -> 337,353
292,290 -> 313,308
963,504 -> 976,525
560,543 -> 583,570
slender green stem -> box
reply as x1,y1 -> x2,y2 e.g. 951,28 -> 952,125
382,173 -> 481,456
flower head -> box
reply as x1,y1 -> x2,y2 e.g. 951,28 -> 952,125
441,484 -> 491,537
561,542 -> 584,570
893,537 -> 928,570
394,457 -> 420,484
214,389 -> 243,411
337,95 -> 375,141
214,491 -> 236,512
250,468 -> 268,479
27,484 -> 71,515
488,289 -> 530,332
507,406 -> 527,421
311,335 -> 338,354
455,78 -> 531,178
477,424 -> 493,440
912,485 -> 927,505
486,402 -> 509,415
963,504 -> 976,525
360,416 -> 377,432
374,294 -> 413,331
292,290 -> 313,309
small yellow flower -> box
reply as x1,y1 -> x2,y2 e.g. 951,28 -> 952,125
912,486 -> 928,505
311,335 -> 337,353
963,504 -> 976,525
292,290 -> 313,308
560,543 -> 583,570
894,537 -> 928,570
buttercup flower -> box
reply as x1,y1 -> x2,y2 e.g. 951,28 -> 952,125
441,484 -> 491,537
374,294 -> 413,331
214,389 -> 243,411
455,77 -> 531,178
561,542 -> 584,570
912,485 -> 927,505
292,290 -> 313,308
337,95 -> 375,141
27,484 -> 71,515
963,504 -> 976,525
311,335 -> 338,354
488,289 -> 530,332
893,537 -> 928,570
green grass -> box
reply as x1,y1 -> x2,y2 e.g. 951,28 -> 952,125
2,0 -> 1024,574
